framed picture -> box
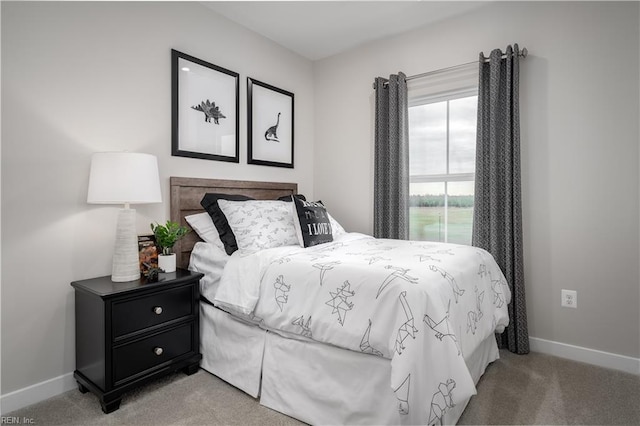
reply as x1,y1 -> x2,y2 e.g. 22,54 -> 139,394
172,49 -> 239,162
138,234 -> 158,275
247,77 -> 294,168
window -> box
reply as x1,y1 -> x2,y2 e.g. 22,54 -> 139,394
408,91 -> 477,245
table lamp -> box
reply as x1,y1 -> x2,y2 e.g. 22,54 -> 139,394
87,152 -> 162,282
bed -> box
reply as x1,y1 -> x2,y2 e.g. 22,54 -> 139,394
170,177 -> 511,425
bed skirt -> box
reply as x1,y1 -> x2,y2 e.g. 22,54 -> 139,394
200,302 -> 499,425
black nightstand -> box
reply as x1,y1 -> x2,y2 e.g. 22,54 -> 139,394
71,269 -> 203,413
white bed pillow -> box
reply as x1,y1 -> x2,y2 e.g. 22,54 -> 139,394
217,199 -> 299,252
328,213 -> 346,237
185,212 -> 225,251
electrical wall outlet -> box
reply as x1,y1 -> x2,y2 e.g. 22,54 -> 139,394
561,289 -> 577,308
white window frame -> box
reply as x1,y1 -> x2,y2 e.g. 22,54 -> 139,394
408,87 -> 478,243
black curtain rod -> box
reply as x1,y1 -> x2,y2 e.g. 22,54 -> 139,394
374,47 -> 528,89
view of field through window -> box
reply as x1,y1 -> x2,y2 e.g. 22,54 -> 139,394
409,95 -> 477,245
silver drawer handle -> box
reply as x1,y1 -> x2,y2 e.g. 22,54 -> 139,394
154,347 -> 164,356
153,306 -> 163,315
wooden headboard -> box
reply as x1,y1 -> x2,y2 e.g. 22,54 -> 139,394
170,177 -> 298,269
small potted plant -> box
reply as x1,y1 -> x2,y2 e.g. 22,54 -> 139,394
150,220 -> 190,273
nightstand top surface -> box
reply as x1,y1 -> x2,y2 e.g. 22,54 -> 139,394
71,269 -> 203,297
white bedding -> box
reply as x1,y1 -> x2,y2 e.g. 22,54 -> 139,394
188,241 -> 230,300
212,232 -> 511,425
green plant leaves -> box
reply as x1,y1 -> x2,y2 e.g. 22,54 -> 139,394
150,220 -> 190,255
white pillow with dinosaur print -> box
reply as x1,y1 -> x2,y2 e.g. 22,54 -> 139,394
328,213 -> 346,237
217,199 -> 299,252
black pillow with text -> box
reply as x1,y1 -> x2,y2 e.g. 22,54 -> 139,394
292,196 -> 333,247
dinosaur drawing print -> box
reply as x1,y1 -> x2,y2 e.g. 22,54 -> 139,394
270,256 -> 291,266
291,315 -> 312,338
477,263 -> 488,278
306,253 -> 330,262
489,273 -> 506,308
376,266 -> 419,299
325,281 -> 355,326
428,248 -> 455,256
428,379 -> 456,425
408,242 -> 437,250
366,245 -> 395,252
394,374 -> 411,415
424,300 -> 461,356
359,319 -> 383,356
191,99 -> 226,124
365,256 -> 390,265
428,265 -> 465,303
394,291 -> 418,355
312,261 -> 341,286
273,275 -> 290,311
231,217 -> 246,226
467,287 -> 485,335
264,112 -> 281,141
315,242 -> 344,252
415,254 -> 441,263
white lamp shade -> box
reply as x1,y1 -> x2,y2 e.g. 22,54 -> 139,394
87,152 -> 162,205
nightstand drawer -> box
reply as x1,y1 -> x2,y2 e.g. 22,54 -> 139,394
113,323 -> 193,384
112,286 -> 193,338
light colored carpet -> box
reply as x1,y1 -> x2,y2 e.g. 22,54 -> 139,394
458,350 -> 640,425
7,350 -> 640,425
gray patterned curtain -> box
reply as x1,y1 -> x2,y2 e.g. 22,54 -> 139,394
473,44 -> 529,354
373,73 -> 409,239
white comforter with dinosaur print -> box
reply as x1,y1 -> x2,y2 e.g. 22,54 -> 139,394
213,232 -> 511,425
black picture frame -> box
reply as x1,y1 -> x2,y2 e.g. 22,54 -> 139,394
172,49 -> 239,162
247,77 -> 294,168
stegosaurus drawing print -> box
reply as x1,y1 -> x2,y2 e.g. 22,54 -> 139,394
191,99 -> 226,124
326,281 -> 356,326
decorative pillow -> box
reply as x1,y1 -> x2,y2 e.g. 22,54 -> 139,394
200,193 -> 254,255
217,199 -> 299,252
292,197 -> 333,247
283,194 -> 345,238
185,212 -> 225,252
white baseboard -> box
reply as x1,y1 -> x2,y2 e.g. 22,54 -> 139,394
0,372 -> 76,415
1,338 -> 638,414
529,336 -> 640,375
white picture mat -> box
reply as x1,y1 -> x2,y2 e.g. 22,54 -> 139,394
178,57 -> 236,157
251,84 -> 292,164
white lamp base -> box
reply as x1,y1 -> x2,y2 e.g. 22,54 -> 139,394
112,208 -> 141,282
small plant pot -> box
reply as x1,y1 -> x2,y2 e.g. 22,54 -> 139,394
158,254 -> 176,273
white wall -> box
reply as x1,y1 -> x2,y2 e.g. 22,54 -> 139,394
314,1 -> 640,359
2,0 -> 639,407
1,1 -> 314,395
